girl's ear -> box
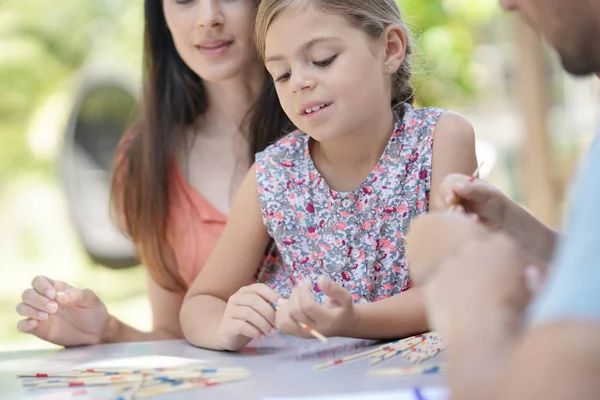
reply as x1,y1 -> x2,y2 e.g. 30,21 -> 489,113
382,25 -> 407,75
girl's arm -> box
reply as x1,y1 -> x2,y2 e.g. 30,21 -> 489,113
429,112 -> 558,264
180,164 -> 278,350
429,111 -> 478,212
345,287 -> 428,338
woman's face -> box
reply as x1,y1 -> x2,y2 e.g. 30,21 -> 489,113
163,0 -> 260,82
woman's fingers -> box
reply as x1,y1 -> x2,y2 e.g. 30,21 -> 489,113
15,303 -> 49,321
21,289 -> 58,315
16,318 -> 39,333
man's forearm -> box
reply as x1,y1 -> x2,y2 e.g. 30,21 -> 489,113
344,288 -> 429,339
492,322 -> 600,400
504,200 -> 559,266
444,311 -> 522,400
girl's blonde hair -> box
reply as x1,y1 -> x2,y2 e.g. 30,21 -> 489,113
255,0 -> 415,106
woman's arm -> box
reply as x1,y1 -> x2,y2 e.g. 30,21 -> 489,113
181,164 -> 278,350
102,273 -> 184,343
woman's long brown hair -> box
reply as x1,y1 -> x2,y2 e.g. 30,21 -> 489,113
110,0 -> 291,292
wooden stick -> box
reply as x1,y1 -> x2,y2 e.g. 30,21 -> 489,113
270,302 -> 328,343
134,376 -> 248,398
367,334 -> 427,359
33,376 -> 143,389
368,363 -> 447,377
448,162 -> 485,212
400,334 -> 444,364
314,333 -> 429,370
368,336 -> 426,366
17,372 -> 108,378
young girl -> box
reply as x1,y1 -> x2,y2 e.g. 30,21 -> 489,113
181,0 -> 477,351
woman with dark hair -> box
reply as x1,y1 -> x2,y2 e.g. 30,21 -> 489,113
14,0 -> 290,346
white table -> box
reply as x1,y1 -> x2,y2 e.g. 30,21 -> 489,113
0,336 -> 446,399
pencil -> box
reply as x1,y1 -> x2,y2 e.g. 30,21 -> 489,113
269,302 -> 328,343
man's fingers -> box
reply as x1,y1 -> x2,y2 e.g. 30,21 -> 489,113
452,180 -> 495,204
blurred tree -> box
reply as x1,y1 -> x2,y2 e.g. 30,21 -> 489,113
0,0 -> 142,182
0,0 -> 500,182
399,0 -> 499,106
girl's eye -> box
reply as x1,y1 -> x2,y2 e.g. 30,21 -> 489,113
175,0 -> 194,5
313,55 -> 337,67
275,72 -> 291,83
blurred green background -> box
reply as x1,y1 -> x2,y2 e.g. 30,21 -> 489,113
1,0 -> 597,351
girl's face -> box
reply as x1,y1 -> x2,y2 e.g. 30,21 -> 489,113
264,6 -> 398,142
163,0 -> 260,83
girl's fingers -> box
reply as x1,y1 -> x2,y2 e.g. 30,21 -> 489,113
231,305 -> 275,337
238,292 -> 277,326
288,282 -> 318,326
233,320 -> 264,340
244,284 -> 282,306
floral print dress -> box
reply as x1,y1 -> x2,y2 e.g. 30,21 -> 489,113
255,103 -> 443,304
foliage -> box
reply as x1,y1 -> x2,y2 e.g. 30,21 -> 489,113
398,0 -> 498,106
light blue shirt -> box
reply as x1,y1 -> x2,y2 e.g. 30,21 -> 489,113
529,134 -> 600,325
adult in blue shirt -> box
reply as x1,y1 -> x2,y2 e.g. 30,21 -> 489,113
408,0 -> 600,398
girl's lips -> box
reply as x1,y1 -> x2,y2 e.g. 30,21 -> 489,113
301,103 -> 332,120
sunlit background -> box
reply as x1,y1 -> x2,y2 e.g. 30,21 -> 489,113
1,0 -> 598,351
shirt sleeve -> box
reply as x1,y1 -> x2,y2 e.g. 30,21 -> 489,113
528,136 -> 600,326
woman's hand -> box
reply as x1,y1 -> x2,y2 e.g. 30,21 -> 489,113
16,276 -> 111,347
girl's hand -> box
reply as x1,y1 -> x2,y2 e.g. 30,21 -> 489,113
217,283 -> 281,351
433,173 -> 509,231
275,276 -> 356,338
16,276 -> 110,347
